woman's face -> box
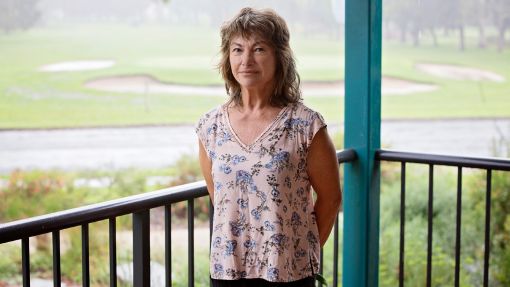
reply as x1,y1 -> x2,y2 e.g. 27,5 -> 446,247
229,34 -> 276,92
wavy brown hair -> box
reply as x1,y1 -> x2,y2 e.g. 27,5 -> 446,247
218,7 -> 302,107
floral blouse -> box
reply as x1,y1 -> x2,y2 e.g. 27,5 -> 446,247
195,101 -> 327,282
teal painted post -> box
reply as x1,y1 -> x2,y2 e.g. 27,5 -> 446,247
343,0 -> 382,286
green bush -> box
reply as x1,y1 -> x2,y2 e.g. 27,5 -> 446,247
379,163 -> 474,286
465,169 -> 510,286
0,153 -> 209,285
0,243 -> 21,283
0,170 -> 77,221
1,151 -> 508,286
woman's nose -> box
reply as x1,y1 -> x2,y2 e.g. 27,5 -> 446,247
241,51 -> 254,65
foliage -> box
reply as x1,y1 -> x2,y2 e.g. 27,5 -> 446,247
378,158 -> 510,286
465,169 -> 510,286
384,0 -> 510,50
0,170 -> 78,220
60,226 -> 110,284
0,153 -> 208,285
167,154 -> 203,186
0,0 -> 40,33
0,155 -> 209,231
1,153 -> 510,285
0,243 -> 21,283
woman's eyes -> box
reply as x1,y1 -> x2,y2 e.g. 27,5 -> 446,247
231,47 -> 265,53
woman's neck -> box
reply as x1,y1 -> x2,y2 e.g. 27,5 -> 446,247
237,84 -> 275,111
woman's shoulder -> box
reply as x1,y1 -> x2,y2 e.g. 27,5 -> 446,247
200,104 -> 225,119
195,104 -> 226,133
288,101 -> 324,120
197,104 -> 225,123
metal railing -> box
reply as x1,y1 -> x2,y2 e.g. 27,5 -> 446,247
0,149 -> 357,287
4,149 -> 507,286
376,149 -> 510,287
0,180 -> 209,287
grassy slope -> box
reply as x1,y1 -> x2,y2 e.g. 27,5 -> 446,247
0,24 -> 508,128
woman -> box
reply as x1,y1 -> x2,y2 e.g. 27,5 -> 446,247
195,7 -> 342,287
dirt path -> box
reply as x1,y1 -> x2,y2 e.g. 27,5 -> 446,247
0,119 -> 508,174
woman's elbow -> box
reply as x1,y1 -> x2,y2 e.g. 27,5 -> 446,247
331,189 -> 342,208
317,188 -> 342,209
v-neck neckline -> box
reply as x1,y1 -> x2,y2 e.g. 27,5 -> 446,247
223,103 -> 289,152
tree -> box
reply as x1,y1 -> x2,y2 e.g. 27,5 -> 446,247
488,0 -> 510,51
470,0 -> 490,49
440,0 -> 476,51
384,0 -> 415,44
384,0 -> 446,47
383,0 -> 500,51
0,0 -> 40,33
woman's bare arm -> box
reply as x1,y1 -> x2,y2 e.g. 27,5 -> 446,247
307,127 -> 342,247
198,140 -> 215,205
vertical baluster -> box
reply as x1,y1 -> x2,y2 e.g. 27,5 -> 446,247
209,200 -> 213,287
52,231 -> 61,287
109,218 -> 117,287
82,224 -> 90,287
209,200 -> 213,247
165,205 -> 172,287
483,169 -> 492,287
188,199 -> 195,287
454,167 -> 462,287
333,216 -> 339,287
320,248 -> 324,282
22,238 -> 30,287
399,162 -> 406,287
426,164 -> 434,287
133,211 -> 150,287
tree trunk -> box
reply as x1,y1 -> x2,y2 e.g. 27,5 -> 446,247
400,22 -> 407,44
458,25 -> 465,51
430,28 -> 438,47
478,24 -> 486,49
383,20 -> 390,41
412,25 -> 420,47
498,25 -> 505,52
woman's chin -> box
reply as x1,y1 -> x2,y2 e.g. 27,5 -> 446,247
238,80 -> 274,91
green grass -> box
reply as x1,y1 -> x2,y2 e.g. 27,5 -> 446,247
0,24 -> 508,129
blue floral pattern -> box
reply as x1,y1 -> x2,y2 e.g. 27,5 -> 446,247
195,102 -> 326,282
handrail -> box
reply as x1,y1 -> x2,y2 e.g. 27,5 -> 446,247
337,147 -> 357,163
0,149 -> 357,244
377,149 -> 510,171
2,148 -> 508,286
0,181 -> 208,244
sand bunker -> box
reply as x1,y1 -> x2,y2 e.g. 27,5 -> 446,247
39,60 -> 115,72
85,75 -> 437,97
416,63 -> 505,82
300,78 -> 436,96
85,75 -> 223,96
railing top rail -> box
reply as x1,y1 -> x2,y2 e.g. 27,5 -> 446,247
0,181 -> 208,244
0,149 -> 356,244
337,148 -> 357,163
376,149 -> 510,171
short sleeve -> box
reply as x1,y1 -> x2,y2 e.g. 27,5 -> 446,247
194,106 -> 221,160
307,111 -> 327,149
194,115 -> 208,148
